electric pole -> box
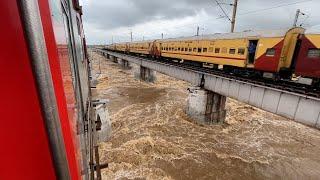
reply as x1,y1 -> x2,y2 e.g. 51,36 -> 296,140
161,33 -> 164,39
196,26 -> 199,36
293,9 -> 300,27
230,0 -> 238,33
215,0 -> 238,33
293,9 -> 306,27
130,30 -> 133,42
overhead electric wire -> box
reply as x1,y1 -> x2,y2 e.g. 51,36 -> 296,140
237,0 -> 312,16
216,0 -> 312,19
215,0 -> 232,22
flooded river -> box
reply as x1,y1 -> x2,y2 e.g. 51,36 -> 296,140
90,50 -> 320,180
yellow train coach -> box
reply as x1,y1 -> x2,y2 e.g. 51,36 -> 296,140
105,27 -> 320,86
156,27 -> 305,73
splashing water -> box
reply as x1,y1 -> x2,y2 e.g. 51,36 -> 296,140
90,51 -> 320,180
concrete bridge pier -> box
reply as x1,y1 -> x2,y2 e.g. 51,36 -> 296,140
118,59 -> 130,69
109,55 -> 117,63
186,86 -> 226,124
133,65 -> 156,82
109,55 -> 113,61
112,56 -> 118,63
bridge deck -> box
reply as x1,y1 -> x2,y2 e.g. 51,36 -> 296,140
94,49 -> 320,129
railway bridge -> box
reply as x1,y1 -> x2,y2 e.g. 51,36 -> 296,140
93,48 -> 320,130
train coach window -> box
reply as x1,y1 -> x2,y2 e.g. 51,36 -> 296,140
229,48 -> 236,54
215,48 -> 220,53
181,48 -> 184,51
266,48 -> 276,57
222,47 -> 227,54
238,48 -> 245,55
307,48 -> 320,58
198,48 -> 202,53
178,47 -> 181,51
203,48 -> 208,52
193,48 -> 197,52
189,48 -> 192,52
185,48 -> 188,51
209,47 -> 214,52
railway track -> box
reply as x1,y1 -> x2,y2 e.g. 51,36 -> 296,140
97,49 -> 320,99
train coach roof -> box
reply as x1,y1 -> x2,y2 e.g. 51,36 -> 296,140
159,28 -> 300,42
113,40 -> 154,45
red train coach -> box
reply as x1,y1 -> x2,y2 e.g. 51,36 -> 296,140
1,0 -> 108,179
295,32 -> 320,85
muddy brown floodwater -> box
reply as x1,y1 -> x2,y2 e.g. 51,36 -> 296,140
89,50 -> 320,180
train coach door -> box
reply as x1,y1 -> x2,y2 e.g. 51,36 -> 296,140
248,40 -> 258,65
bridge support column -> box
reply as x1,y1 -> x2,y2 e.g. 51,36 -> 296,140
186,87 -> 226,124
118,59 -> 130,69
110,55 -> 118,63
134,65 -> 156,82
113,56 -> 118,63
109,55 -> 113,61
106,54 -> 110,59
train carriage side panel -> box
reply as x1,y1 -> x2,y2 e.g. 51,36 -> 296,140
39,0 -> 85,178
253,37 -> 284,72
0,0 -> 58,179
295,34 -> 320,78
160,39 -> 247,67
254,27 -> 305,73
129,41 -> 151,55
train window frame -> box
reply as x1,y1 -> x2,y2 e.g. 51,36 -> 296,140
222,47 -> 227,54
198,48 -> 202,53
185,48 -> 188,51
215,48 -> 220,53
266,48 -> 276,57
307,48 -> 320,58
181,48 -> 184,52
189,48 -> 192,52
238,48 -> 245,55
229,48 -> 236,54
203,48 -> 208,53
193,48 -> 197,52
209,47 -> 214,52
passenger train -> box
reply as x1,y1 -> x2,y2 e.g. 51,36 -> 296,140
1,0 -> 108,179
106,27 -> 320,88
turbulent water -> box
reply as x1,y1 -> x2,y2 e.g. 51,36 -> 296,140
90,51 -> 320,180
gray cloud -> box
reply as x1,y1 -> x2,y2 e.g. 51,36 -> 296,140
83,0 -> 215,30
81,0 -> 320,44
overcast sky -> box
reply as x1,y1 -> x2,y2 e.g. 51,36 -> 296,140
79,0 -> 320,45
